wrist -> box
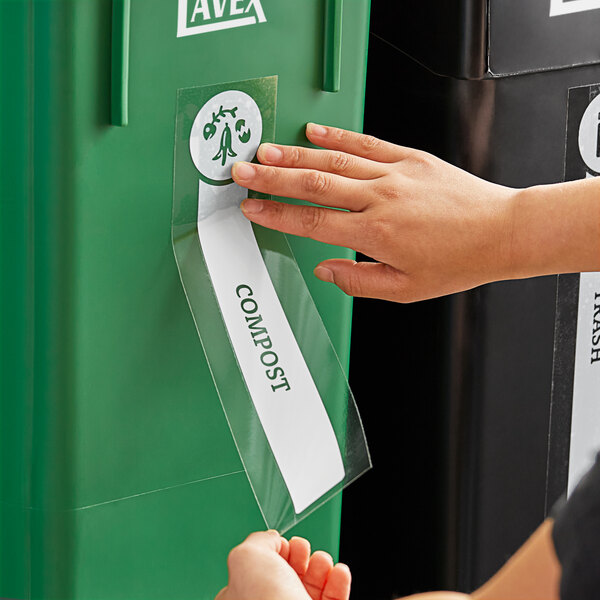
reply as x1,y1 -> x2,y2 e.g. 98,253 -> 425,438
508,180 -> 600,279
501,185 -> 543,280
507,183 -> 565,280
486,185 -> 523,283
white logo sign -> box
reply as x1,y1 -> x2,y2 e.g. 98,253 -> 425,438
177,0 -> 267,38
578,94 -> 600,174
190,90 -> 261,183
550,0 -> 600,16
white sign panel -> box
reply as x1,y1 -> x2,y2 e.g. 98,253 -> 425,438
550,0 -> 600,16
567,271 -> 600,494
566,89 -> 600,493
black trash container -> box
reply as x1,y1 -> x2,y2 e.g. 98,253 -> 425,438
341,1 -> 600,597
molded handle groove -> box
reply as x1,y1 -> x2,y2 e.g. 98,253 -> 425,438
111,0 -> 131,126
323,0 -> 343,93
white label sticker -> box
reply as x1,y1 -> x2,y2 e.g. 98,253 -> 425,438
567,271 -> 600,494
578,94 -> 600,174
190,91 -> 345,513
566,87 -> 600,494
550,0 -> 600,16
177,0 -> 267,38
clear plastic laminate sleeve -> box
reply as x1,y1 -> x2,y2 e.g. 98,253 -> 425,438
171,76 -> 371,532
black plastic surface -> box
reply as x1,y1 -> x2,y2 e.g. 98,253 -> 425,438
369,0 -> 600,79
342,29 -> 600,595
489,1 -> 600,76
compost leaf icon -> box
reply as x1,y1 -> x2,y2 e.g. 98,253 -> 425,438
202,104 -> 252,167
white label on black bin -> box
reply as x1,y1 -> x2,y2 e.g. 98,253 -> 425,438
190,91 -> 345,514
565,86 -> 600,494
578,95 -> 600,175
568,270 -> 600,495
550,0 -> 600,16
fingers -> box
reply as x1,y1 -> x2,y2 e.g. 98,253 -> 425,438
280,537 -> 351,600
288,536 -> 311,578
322,563 -> 352,600
306,123 -> 412,163
279,536 -> 290,562
232,161 -> 369,211
257,143 -> 385,181
314,259 -> 410,302
240,199 -> 364,251
302,551 -> 334,600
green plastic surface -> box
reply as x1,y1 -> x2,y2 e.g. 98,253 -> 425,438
0,1 -> 371,598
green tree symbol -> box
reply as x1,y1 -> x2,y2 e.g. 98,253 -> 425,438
203,105 -> 252,167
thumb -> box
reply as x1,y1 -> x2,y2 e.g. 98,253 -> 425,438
242,529 -> 283,553
313,259 -> 409,302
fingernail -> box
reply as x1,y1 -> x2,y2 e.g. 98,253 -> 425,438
259,144 -> 283,163
233,162 -> 255,180
307,123 -> 327,137
241,198 -> 264,215
314,266 -> 334,283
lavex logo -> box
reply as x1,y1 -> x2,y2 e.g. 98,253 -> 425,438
550,0 -> 600,16
177,0 -> 266,38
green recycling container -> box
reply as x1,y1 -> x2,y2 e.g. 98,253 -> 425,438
0,0 -> 371,598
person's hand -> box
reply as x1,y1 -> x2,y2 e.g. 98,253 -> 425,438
215,530 -> 352,600
232,124 -> 517,303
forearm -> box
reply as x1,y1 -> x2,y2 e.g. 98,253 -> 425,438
472,519 -> 561,600
508,178 -> 600,280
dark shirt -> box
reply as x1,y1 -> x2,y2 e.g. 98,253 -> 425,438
552,453 -> 600,600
